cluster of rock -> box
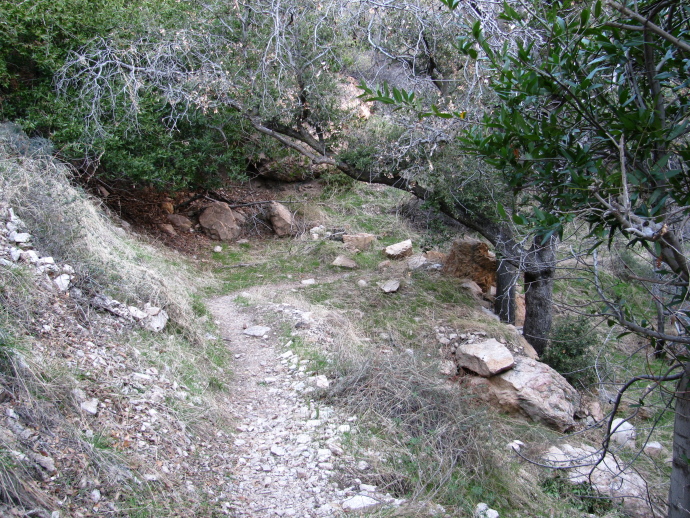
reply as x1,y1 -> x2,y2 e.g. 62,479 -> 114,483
164,200 -> 294,240
0,204 -> 168,333
435,326 -> 579,432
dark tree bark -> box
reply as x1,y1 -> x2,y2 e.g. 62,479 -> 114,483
522,238 -> 556,356
495,257 -> 518,324
669,367 -> 690,518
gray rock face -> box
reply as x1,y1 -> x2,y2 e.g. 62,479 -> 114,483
199,202 -> 241,241
544,443 -> 651,517
269,202 -> 294,237
456,339 -> 515,377
384,239 -> 413,259
473,357 -> 579,432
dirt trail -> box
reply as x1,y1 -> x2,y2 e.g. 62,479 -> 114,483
208,292 -> 383,517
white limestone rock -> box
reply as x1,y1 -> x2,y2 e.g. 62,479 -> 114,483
53,274 -> 72,292
384,239 -> 413,260
611,418 -> 636,448
80,398 -> 99,415
544,443 -> 650,517
379,279 -> 400,293
342,495 -> 381,513
475,503 -> 499,518
456,339 -> 515,377
244,326 -> 271,337
471,357 -> 579,432
332,255 -> 357,269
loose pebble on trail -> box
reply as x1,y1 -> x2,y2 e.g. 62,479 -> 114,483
208,291 -> 405,517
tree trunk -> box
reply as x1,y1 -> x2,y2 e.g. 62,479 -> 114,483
495,257 -> 517,324
654,283 -> 666,359
669,368 -> 690,517
522,238 -> 556,356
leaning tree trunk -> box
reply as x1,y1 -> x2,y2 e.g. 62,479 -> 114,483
495,257 -> 518,324
522,238 -> 557,356
669,368 -> 690,517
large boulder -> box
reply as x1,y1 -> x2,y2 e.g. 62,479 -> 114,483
269,201 -> 294,236
544,443 -> 651,517
442,238 -> 497,293
199,203 -> 241,241
471,357 -> 579,432
456,339 -> 515,377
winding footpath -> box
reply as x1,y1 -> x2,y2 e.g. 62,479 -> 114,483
208,293 -> 406,517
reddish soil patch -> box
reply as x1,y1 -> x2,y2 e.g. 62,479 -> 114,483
77,175 -> 323,255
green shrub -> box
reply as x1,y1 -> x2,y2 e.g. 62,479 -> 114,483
320,170 -> 355,196
542,316 -> 599,387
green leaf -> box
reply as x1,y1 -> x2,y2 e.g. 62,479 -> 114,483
579,8 -> 590,30
594,0 -> 602,17
496,202 -> 508,220
512,213 -> 528,225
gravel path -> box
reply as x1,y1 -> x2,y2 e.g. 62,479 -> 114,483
208,293 -> 402,517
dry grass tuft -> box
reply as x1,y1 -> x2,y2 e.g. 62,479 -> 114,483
325,353 -> 491,505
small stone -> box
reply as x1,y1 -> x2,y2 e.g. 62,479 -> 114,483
314,375 -> 330,389
296,434 -> 311,444
327,442 -> 344,456
611,418 -> 636,448
342,495 -> 381,513
244,326 -> 271,337
301,278 -> 316,286
213,245 -> 223,253
270,445 -> 287,456
129,306 -> 148,320
332,255 -> 357,269
644,441 -> 663,457
53,274 -> 72,292
475,503 -> 499,518
357,279 -> 367,288
80,398 -> 99,415
507,440 -> 525,452
379,280 -> 400,293
338,425 -> 351,433
9,248 -> 21,262
9,231 -> 31,243
143,310 -> 169,333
